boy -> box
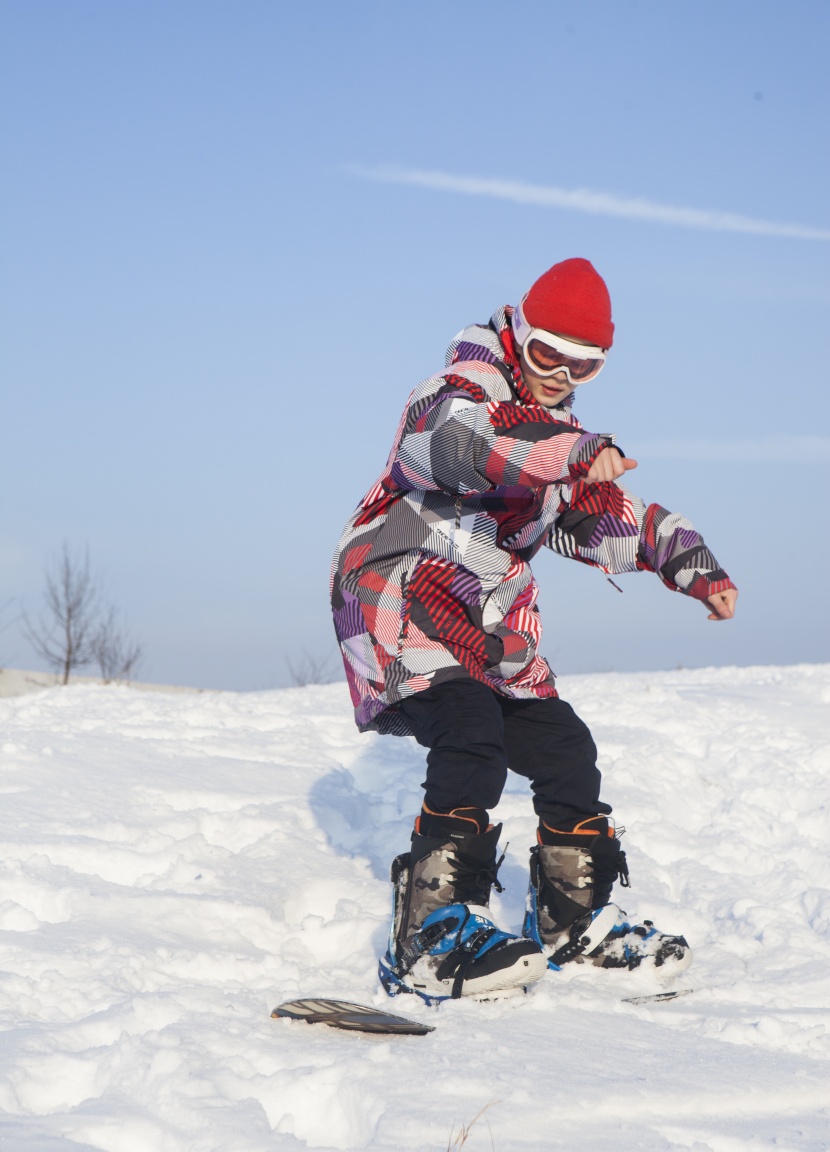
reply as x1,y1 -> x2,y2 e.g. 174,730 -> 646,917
330,258 -> 737,1003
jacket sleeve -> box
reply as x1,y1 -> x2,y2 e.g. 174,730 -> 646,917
390,376 -> 612,496
547,480 -> 736,601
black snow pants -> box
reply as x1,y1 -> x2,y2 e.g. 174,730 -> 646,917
397,678 -> 611,827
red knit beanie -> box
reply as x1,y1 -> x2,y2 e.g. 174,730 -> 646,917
523,258 -> 614,348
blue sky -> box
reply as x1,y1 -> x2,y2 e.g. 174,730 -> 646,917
2,0 -> 828,689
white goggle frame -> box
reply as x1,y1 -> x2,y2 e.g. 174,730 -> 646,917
511,296 -> 607,384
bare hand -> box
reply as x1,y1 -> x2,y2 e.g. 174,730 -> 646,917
585,447 -> 639,484
706,588 -> 738,621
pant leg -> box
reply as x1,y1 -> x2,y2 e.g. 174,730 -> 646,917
397,679 -> 509,812
499,696 -> 611,826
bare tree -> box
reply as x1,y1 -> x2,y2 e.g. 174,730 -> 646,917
0,598 -> 16,670
285,649 -> 340,687
23,545 -> 100,684
23,544 -> 145,686
93,607 -> 143,684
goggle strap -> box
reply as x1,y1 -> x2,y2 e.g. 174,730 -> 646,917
513,298 -> 605,358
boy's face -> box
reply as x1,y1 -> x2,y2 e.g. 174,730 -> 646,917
518,331 -> 603,408
519,355 -> 575,407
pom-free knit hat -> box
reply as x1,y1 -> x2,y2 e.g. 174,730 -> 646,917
522,258 -> 614,349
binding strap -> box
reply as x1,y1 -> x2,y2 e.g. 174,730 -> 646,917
549,903 -> 622,967
447,924 -> 498,999
393,916 -> 459,980
391,908 -> 499,999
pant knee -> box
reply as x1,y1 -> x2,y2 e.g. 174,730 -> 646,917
399,680 -> 508,812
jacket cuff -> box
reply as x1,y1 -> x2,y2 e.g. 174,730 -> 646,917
567,434 -> 614,481
685,574 -> 738,601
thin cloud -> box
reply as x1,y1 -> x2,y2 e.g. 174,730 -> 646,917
636,436 -> 830,463
349,165 -> 830,242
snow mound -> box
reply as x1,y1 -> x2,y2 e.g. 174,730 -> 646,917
1,665 -> 828,1150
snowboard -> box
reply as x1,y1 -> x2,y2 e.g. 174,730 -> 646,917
272,998 -> 435,1035
621,988 -> 694,1005
272,989 -> 693,1035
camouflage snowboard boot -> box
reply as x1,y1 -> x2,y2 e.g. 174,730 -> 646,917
523,815 -> 691,973
379,806 -> 547,1003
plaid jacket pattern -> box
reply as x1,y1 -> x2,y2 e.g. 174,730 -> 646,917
331,307 -> 735,735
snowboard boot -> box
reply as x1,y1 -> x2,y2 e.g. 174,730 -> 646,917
378,806 -> 547,1003
522,815 -> 691,973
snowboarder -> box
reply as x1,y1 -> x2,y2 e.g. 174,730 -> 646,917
330,258 -> 737,1002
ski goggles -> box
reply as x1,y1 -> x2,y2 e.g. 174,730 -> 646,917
511,297 -> 607,384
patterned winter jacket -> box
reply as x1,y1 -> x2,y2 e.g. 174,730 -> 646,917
331,306 -> 735,736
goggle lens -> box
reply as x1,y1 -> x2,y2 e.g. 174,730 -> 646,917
525,338 -> 604,382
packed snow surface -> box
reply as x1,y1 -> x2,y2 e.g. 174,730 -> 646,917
1,664 -> 829,1151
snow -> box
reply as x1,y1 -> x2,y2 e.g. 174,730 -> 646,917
0,668 -> 207,699
1,664 -> 829,1151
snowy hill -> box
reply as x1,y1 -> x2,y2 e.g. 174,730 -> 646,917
1,665 -> 828,1151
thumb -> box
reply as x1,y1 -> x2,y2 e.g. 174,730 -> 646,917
621,458 -> 638,471
706,593 -> 732,620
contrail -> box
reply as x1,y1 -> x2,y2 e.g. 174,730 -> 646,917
349,165 -> 830,242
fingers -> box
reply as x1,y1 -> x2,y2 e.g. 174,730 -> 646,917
706,597 -> 725,621
706,588 -> 738,621
585,448 -> 636,484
